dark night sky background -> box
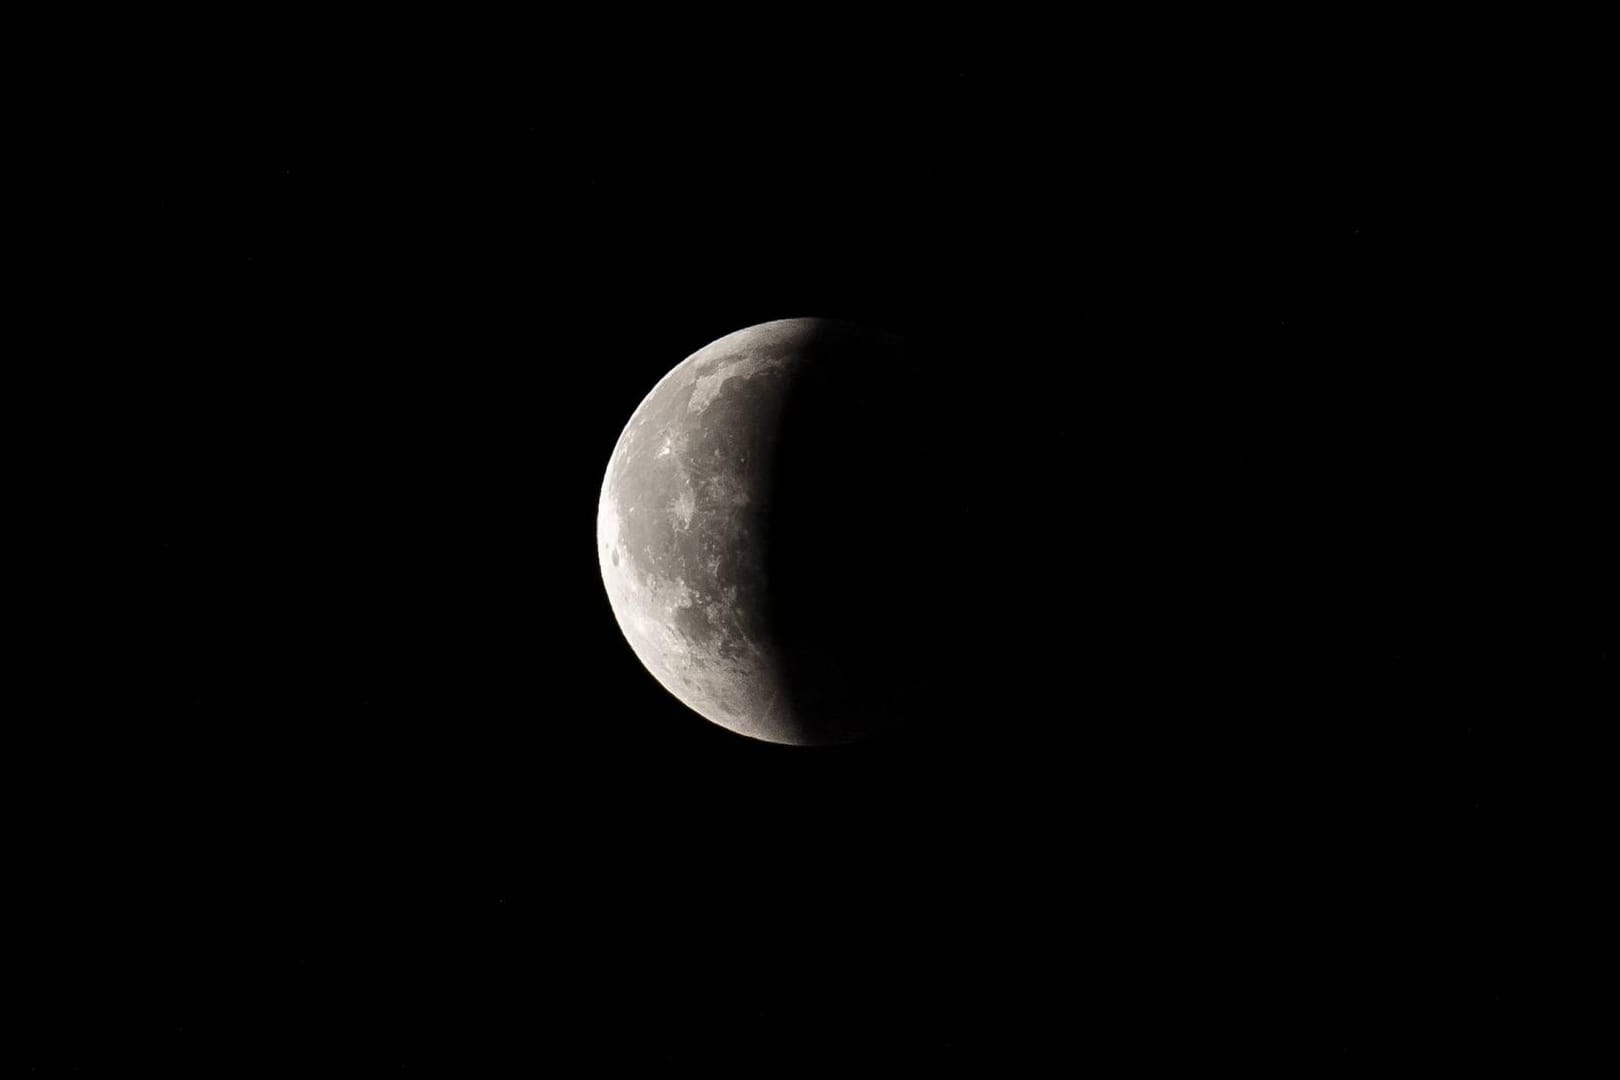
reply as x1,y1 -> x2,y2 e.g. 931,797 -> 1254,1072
19,31 -> 1596,1070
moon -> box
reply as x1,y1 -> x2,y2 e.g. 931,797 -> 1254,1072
597,318 -> 921,745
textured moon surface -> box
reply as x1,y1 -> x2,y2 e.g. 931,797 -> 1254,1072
600,317 -> 933,746
597,320 -> 811,743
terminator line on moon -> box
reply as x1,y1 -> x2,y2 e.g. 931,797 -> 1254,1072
599,317 -> 904,746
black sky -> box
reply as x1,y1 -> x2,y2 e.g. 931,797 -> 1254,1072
19,38 -> 1578,1070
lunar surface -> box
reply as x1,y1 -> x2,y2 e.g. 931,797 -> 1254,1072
597,318 -> 919,745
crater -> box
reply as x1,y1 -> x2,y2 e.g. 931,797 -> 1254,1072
672,488 -> 697,528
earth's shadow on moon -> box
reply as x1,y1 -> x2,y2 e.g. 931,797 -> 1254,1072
758,320 -> 961,747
